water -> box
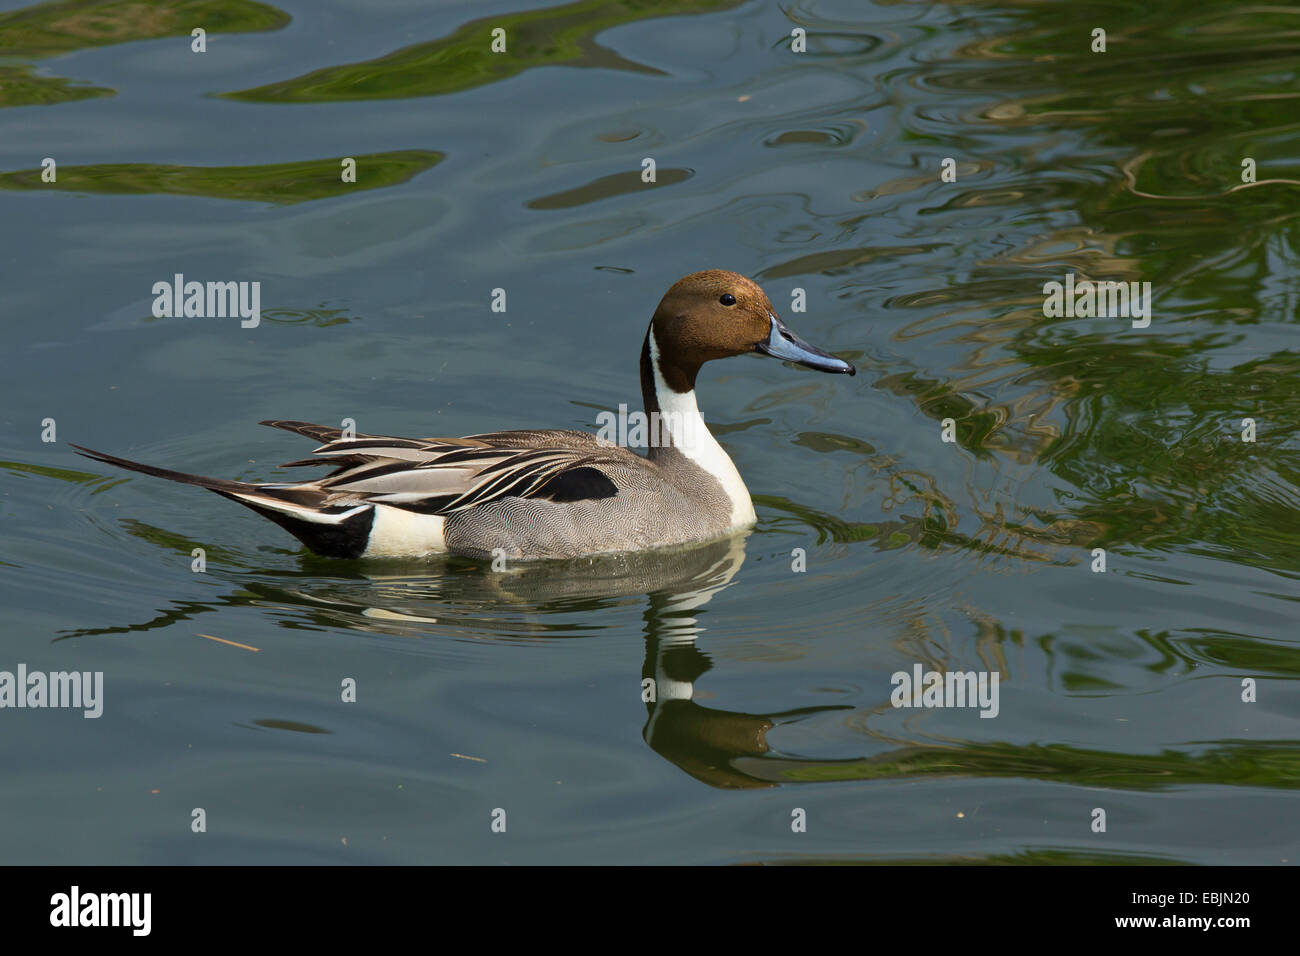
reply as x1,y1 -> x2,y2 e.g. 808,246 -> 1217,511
1,0 -> 1297,864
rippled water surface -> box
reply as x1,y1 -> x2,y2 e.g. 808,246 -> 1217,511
2,0 -> 1298,864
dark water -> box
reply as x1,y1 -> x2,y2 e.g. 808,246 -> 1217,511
1,0 -> 1298,864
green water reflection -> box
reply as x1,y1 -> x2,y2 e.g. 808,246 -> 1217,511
0,0 -> 288,107
223,0 -> 743,103
0,150 -> 442,202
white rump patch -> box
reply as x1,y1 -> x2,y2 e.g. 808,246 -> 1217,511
362,504 -> 447,557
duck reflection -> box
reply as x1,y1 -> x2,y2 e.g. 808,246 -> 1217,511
632,535 -> 856,789
61,521 -> 867,789
354,531 -> 858,789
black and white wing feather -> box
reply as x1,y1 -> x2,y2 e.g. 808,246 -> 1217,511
260,420 -> 625,514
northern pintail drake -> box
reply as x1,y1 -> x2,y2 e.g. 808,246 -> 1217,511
73,270 -> 855,560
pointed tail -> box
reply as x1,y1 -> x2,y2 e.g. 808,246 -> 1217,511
70,443 -> 261,496
69,443 -> 375,558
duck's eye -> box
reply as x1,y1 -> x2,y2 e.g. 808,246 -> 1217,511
719,294 -> 737,306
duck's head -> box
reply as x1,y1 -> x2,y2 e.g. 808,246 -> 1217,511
648,269 -> 855,393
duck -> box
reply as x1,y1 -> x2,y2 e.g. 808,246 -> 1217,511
72,270 -> 855,560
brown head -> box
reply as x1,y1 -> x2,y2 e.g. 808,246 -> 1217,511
645,269 -> 855,397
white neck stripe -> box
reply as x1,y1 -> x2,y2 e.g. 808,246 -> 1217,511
648,331 -> 756,529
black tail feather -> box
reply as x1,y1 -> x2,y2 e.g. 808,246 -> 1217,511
69,443 -> 255,495
223,495 -> 374,559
